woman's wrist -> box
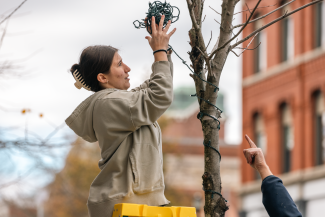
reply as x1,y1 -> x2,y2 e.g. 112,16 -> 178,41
154,51 -> 168,62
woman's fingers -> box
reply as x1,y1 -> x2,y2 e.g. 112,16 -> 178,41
245,134 -> 257,148
145,36 -> 152,44
168,28 -> 177,38
158,15 -> 165,32
151,16 -> 157,34
243,149 -> 258,165
163,20 -> 171,33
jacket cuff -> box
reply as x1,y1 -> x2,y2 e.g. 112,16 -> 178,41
167,54 -> 172,62
261,175 -> 282,193
150,61 -> 171,78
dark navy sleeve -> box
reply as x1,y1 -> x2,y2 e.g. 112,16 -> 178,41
261,175 -> 302,217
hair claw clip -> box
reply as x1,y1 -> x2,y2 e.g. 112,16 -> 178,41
72,70 -> 91,91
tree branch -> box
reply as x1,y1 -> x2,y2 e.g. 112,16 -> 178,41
230,0 -> 324,50
234,3 -> 277,15
0,20 -> 9,50
186,0 -> 200,31
208,0 -> 262,59
0,0 -> 28,25
186,0 -> 207,52
230,32 -> 260,57
206,31 -> 212,50
233,0 -> 295,29
209,6 -> 221,15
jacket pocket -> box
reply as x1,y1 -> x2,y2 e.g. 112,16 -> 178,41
129,143 -> 164,194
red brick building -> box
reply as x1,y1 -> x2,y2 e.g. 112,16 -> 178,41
239,0 -> 325,216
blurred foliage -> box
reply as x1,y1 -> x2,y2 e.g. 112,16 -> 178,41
44,138 -> 100,217
157,115 -> 171,131
164,187 -> 193,207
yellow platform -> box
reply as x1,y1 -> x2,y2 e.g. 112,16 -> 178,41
112,203 -> 197,217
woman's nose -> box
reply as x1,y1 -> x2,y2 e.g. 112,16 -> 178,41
125,64 -> 131,73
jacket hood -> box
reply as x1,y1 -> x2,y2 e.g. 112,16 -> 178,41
65,88 -> 116,142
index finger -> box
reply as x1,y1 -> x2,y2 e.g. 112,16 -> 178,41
245,134 -> 257,148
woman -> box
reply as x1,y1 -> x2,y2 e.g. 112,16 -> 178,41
65,15 -> 176,217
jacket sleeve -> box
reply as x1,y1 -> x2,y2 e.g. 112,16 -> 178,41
130,54 -> 173,92
261,175 -> 302,217
129,60 -> 173,130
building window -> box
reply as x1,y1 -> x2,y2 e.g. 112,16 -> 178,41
281,3 -> 294,62
280,103 -> 294,173
253,113 -> 267,179
314,2 -> 324,48
314,91 -> 325,166
254,19 -> 267,73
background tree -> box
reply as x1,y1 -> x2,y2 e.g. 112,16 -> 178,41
44,138 -> 100,217
184,0 -> 323,216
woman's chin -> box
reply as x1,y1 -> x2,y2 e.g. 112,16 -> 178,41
124,82 -> 131,90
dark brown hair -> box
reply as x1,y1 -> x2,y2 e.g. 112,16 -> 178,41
70,45 -> 118,92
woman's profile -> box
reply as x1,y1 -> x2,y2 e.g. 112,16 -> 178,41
65,15 -> 176,217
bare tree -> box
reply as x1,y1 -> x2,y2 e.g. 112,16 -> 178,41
185,0 -> 323,216
0,0 -> 70,189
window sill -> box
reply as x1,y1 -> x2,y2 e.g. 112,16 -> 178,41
243,46 -> 325,87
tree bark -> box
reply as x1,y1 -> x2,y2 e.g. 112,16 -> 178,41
185,0 -> 322,216
187,0 -> 238,216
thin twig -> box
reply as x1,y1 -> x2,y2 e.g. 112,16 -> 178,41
230,0 -> 324,49
206,31 -> 212,49
214,19 -> 221,25
209,6 -> 221,15
0,20 -> 9,50
230,50 -> 240,57
245,3 -> 252,14
233,0 -> 295,29
231,32 -> 260,57
209,0 -> 262,59
0,0 -> 28,25
233,3 -> 277,15
202,15 -> 206,23
196,46 -> 208,59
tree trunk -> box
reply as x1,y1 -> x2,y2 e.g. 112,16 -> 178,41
187,0 -> 238,216
185,0 -> 321,216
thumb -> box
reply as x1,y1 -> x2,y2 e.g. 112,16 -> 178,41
145,36 -> 152,43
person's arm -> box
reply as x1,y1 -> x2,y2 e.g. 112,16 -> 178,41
128,60 -> 172,129
127,15 -> 175,129
261,175 -> 302,217
243,135 -> 302,217
130,51 -> 173,92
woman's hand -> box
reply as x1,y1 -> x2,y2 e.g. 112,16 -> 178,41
243,134 -> 273,180
145,15 -> 176,62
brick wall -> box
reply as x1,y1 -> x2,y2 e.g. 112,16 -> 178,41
241,0 -> 325,183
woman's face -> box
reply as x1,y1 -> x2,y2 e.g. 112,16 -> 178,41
106,52 -> 131,90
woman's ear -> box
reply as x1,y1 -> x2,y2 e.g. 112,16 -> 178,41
97,73 -> 108,84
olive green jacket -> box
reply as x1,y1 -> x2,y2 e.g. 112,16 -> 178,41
65,55 -> 173,217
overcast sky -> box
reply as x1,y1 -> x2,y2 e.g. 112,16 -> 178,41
0,0 -> 242,197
